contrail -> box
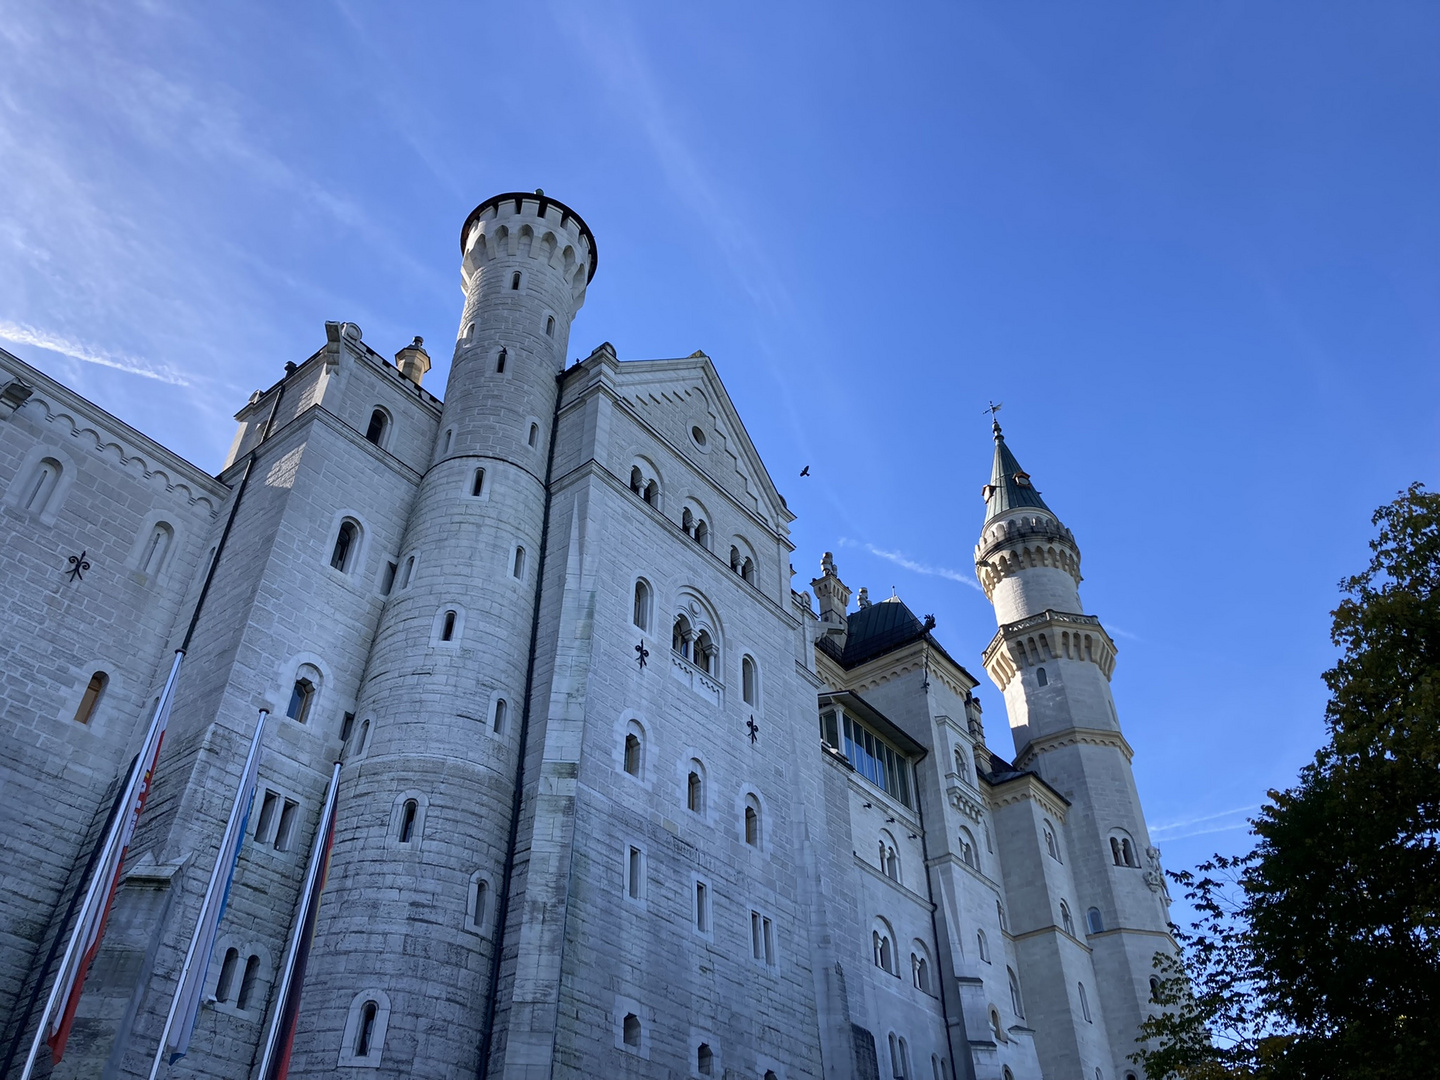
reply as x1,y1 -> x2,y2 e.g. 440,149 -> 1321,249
0,320 -> 188,386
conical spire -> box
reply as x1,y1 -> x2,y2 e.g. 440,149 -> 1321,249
982,421 -> 1052,522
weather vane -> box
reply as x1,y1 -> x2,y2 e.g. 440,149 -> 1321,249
984,400 -> 1003,422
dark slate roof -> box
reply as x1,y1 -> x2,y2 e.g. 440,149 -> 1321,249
821,596 -> 930,667
982,422 -> 1052,523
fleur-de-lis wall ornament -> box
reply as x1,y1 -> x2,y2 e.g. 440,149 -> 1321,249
635,640 -> 649,669
65,551 -> 91,583
746,716 -> 760,745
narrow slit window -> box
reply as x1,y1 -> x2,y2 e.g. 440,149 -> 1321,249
441,610 -> 457,641
695,881 -> 709,932
687,770 -> 703,813
24,459 -> 61,512
356,1001 -> 377,1055
287,678 -> 315,723
697,1043 -> 713,1075
399,799 -> 418,843
236,954 -> 261,1009
255,791 -> 278,841
496,347 -> 506,372
331,521 -> 357,570
73,671 -> 108,725
744,798 -> 760,847
511,271 -> 521,290
381,561 -> 398,595
364,409 -> 387,445
545,315 -> 555,337
632,580 -> 651,631
400,556 -> 415,589
140,523 -> 173,576
216,947 -> 240,1003
512,546 -> 526,579
274,799 -> 298,851
493,698 -> 507,734
473,879 -> 489,929
471,468 -> 486,496
742,657 -> 757,706
527,422 -> 539,448
623,733 -> 641,776
622,1013 -> 640,1048
627,846 -> 643,899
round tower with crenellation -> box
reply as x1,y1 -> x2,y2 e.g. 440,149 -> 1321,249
289,192 -> 595,1075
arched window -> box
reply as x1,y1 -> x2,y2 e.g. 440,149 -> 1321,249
331,520 -> 358,571
492,698 -> 507,734
632,580 -> 651,632
140,522 -> 174,576
991,1010 -> 1006,1043
1002,1068 -> 1015,1080
1087,907 -> 1104,934
744,796 -> 761,847
287,668 -> 318,723
545,316 -> 555,337
73,671 -> 108,725
630,466 -> 644,494
513,546 -> 526,579
741,557 -> 755,584
687,765 -> 704,813
1079,981 -> 1092,1022
1044,821 -> 1060,861
996,900 -> 1007,931
958,827 -> 978,870
912,949 -> 931,993
442,428 -> 453,453
528,422 -> 539,447
400,555 -> 415,589
1060,900 -> 1075,936
879,834 -> 900,881
697,1043 -> 713,1075
441,610 -> 457,641
356,1000 -> 378,1055
216,947 -> 239,1002
399,799 -> 418,843
1123,837 -> 1137,866
622,1013 -> 640,1047
1150,976 -> 1162,1003
976,929 -> 990,963
364,409 -> 388,446
511,271 -> 521,290
694,519 -> 709,548
682,507 -> 695,535
642,479 -> 657,505
742,656 -> 758,706
897,1036 -> 911,1078
23,457 -> 62,513
1111,830 -> 1140,867
672,614 -> 693,659
730,545 -> 741,572
872,926 -> 895,975
471,876 -> 489,931
471,468 -> 486,496
236,954 -> 261,1010
765,1073 -> 778,1080
624,733 -> 642,776
932,1055 -> 944,1080
355,719 -> 370,755
694,630 -> 716,674
1037,666 -> 1048,686
1008,967 -> 1024,1017
496,347 -> 507,372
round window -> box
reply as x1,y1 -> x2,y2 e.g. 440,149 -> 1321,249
691,425 -> 707,448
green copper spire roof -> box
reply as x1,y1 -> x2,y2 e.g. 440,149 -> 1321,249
983,421 -> 1052,522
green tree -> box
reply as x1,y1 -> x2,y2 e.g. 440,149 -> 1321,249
1135,483 -> 1440,1079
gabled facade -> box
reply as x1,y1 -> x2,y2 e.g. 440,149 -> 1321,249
0,192 -> 1173,1080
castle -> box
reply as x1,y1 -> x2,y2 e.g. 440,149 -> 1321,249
0,192 -> 1174,1080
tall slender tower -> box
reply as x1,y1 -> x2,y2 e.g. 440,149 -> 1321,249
974,421 -> 1173,1079
290,192 -> 595,1074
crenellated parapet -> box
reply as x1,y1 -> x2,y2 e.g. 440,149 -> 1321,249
974,512 -> 1081,600
460,190 -> 596,305
982,609 -> 1117,691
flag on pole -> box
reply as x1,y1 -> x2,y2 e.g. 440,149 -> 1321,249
256,760 -> 342,1080
151,707 -> 268,1072
33,650 -> 183,1070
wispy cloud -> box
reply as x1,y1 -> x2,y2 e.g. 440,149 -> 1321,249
839,538 -> 984,592
1150,804 -> 1260,842
1107,624 -> 1139,641
0,321 -> 187,385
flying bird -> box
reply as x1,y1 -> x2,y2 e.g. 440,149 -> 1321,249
799,466 -> 810,477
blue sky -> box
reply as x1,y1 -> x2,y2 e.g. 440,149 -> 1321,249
2,2 -> 1436,896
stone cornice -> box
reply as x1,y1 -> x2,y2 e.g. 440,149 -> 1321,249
985,771 -> 1070,822
839,637 -> 980,698
1014,726 -> 1134,769
946,784 -> 988,824
982,609 -> 1117,690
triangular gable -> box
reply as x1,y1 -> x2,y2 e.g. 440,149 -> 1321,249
612,353 -> 793,531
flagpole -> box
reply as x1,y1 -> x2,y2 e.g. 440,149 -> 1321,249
19,648 -> 185,1080
147,707 -> 269,1080
254,760 -> 342,1080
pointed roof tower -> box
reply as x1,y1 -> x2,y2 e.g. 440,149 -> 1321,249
982,421 -> 1051,523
